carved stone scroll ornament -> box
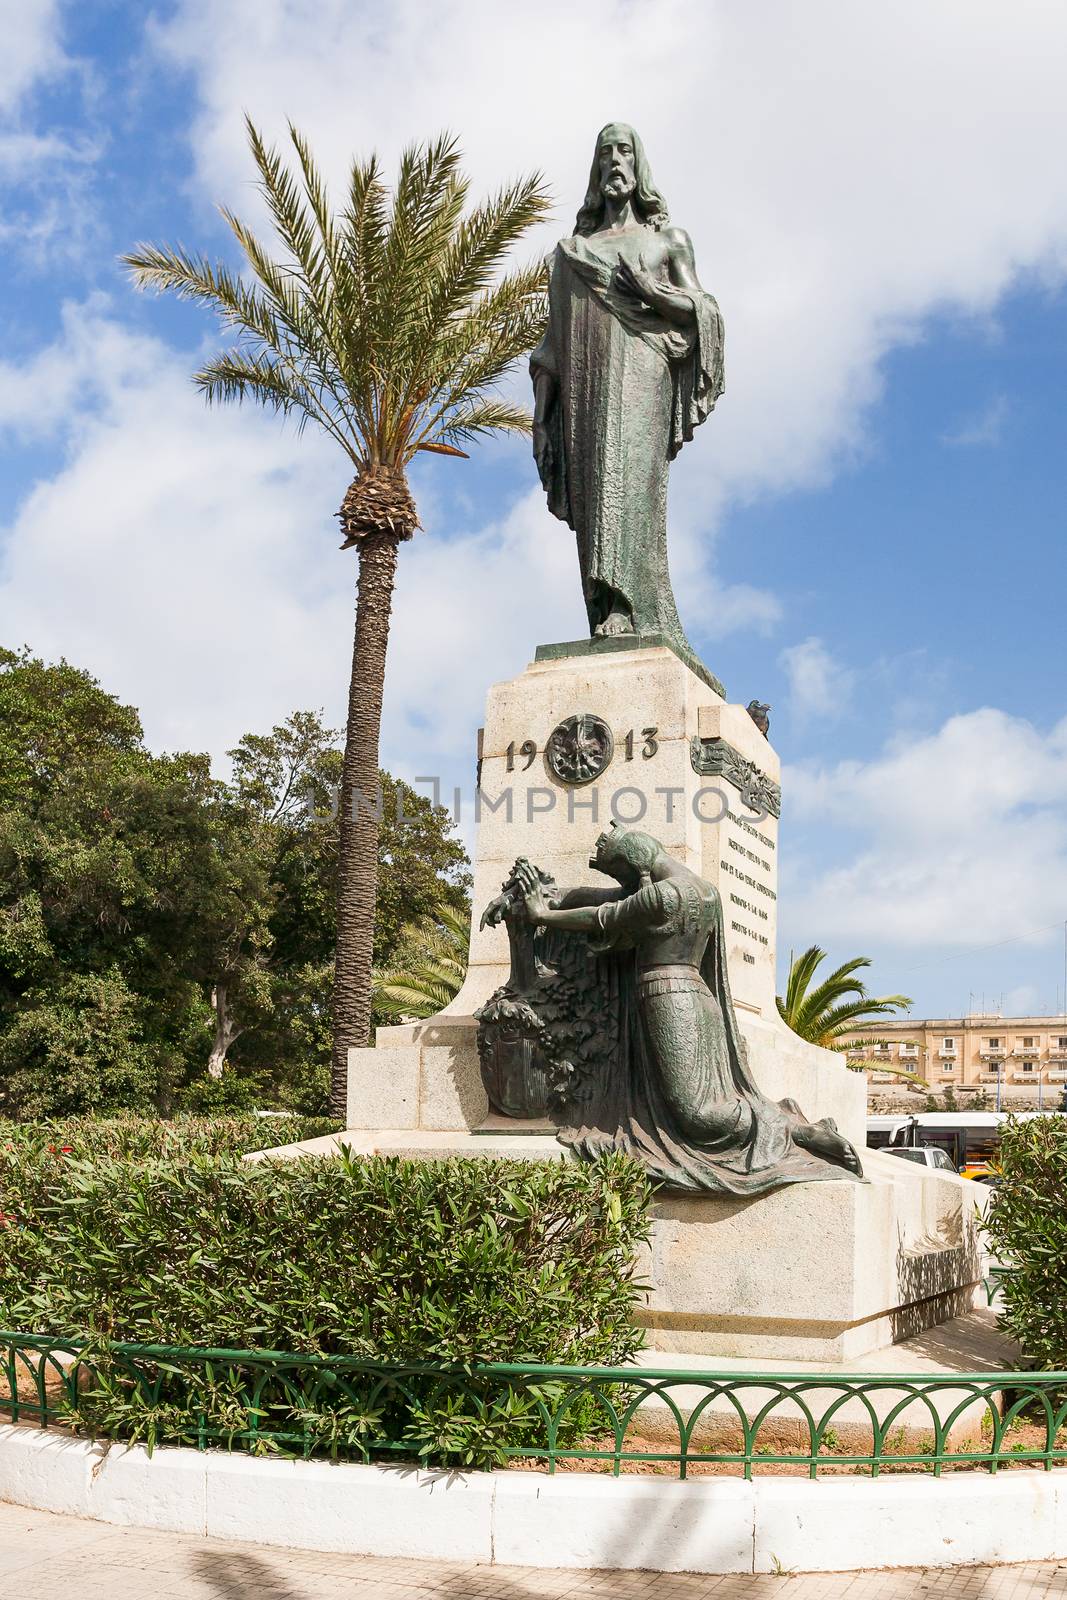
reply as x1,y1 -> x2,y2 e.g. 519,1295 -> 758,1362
690,735 -> 781,819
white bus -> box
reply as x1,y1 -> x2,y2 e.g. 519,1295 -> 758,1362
866,1110 -> 1057,1180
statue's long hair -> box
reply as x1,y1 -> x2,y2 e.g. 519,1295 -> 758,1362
574,123 -> 669,236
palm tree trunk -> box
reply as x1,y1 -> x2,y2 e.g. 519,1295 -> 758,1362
331,530 -> 399,1116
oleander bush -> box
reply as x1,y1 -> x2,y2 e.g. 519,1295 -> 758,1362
983,1114 -> 1067,1368
0,1138 -> 651,1465
0,1113 -> 339,1162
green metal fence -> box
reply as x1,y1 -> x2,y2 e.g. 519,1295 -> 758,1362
2,1330 -> 1064,1480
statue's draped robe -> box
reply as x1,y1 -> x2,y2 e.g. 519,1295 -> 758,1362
530,233 -> 724,646
542,881 -> 861,1196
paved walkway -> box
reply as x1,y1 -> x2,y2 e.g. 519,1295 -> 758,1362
2,1502 -> 1067,1600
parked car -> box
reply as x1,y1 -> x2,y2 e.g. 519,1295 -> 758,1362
885,1145 -> 958,1173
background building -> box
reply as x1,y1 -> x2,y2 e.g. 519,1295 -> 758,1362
841,1013 -> 1067,1110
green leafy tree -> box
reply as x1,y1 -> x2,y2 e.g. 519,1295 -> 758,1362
777,946 -> 914,1074
0,970 -> 160,1117
0,645 -> 145,815
224,716 -> 470,1110
373,772 -> 470,971
0,650 -> 470,1115
123,122 -> 550,1115
374,901 -> 470,1020
219,710 -> 344,1103
0,650 -> 275,1111
1,651 -> 202,1110
118,752 -> 275,1084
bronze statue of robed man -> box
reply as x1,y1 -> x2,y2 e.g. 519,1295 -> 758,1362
530,122 -> 724,651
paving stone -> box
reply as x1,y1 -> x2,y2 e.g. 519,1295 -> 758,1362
3,1503 -> 1067,1598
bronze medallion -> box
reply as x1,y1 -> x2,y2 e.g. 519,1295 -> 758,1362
545,713 -> 614,786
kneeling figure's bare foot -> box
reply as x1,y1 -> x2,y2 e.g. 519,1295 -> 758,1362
794,1119 -> 864,1177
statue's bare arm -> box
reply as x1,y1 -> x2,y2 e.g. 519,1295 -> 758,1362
615,226 -> 704,329
555,886 -> 623,909
521,875 -> 600,933
532,365 -> 555,421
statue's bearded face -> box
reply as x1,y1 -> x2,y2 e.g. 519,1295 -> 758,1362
597,128 -> 636,202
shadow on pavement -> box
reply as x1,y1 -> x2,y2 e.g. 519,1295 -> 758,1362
188,1524 -> 1067,1600
192,1548 -> 305,1599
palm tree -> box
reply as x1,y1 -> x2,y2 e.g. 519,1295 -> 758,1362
373,902 -> 470,1021
124,121 -> 550,1115
777,947 -> 915,1075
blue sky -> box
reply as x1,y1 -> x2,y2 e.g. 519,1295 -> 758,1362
1,0 -> 1066,1020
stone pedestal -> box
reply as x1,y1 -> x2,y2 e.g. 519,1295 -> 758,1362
336,638 -> 986,1363
639,1149 -> 986,1361
464,634 -> 782,1022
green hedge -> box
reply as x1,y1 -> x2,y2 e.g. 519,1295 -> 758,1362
983,1114 -> 1067,1367
0,1113 -> 339,1161
0,1144 -> 648,1363
0,1134 -> 650,1465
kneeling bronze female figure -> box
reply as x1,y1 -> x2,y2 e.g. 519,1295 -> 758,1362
476,824 -> 862,1195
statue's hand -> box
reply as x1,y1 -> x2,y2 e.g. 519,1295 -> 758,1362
515,860 -> 550,924
532,419 -> 550,479
615,254 -> 662,310
524,885 -> 550,923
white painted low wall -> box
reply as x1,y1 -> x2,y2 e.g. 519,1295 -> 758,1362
1,1425 -> 1065,1573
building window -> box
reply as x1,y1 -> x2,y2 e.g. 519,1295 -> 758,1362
988,1038 -> 1000,1048
943,1037 -> 954,1048
1058,1037 -> 1067,1050
1023,1063 -> 1033,1072
1022,1036 -> 1035,1048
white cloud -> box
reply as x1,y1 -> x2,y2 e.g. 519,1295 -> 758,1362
782,708 -> 1067,950
0,0 -> 99,261
151,0 -> 1067,519
779,636 -> 852,720
0,0 -> 66,113
0,305 -> 349,762
941,394 -> 1010,448
0,294 -> 145,438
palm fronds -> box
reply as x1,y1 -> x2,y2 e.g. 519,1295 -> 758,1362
777,945 -> 912,1051
123,123 -> 551,474
373,903 -> 471,1021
